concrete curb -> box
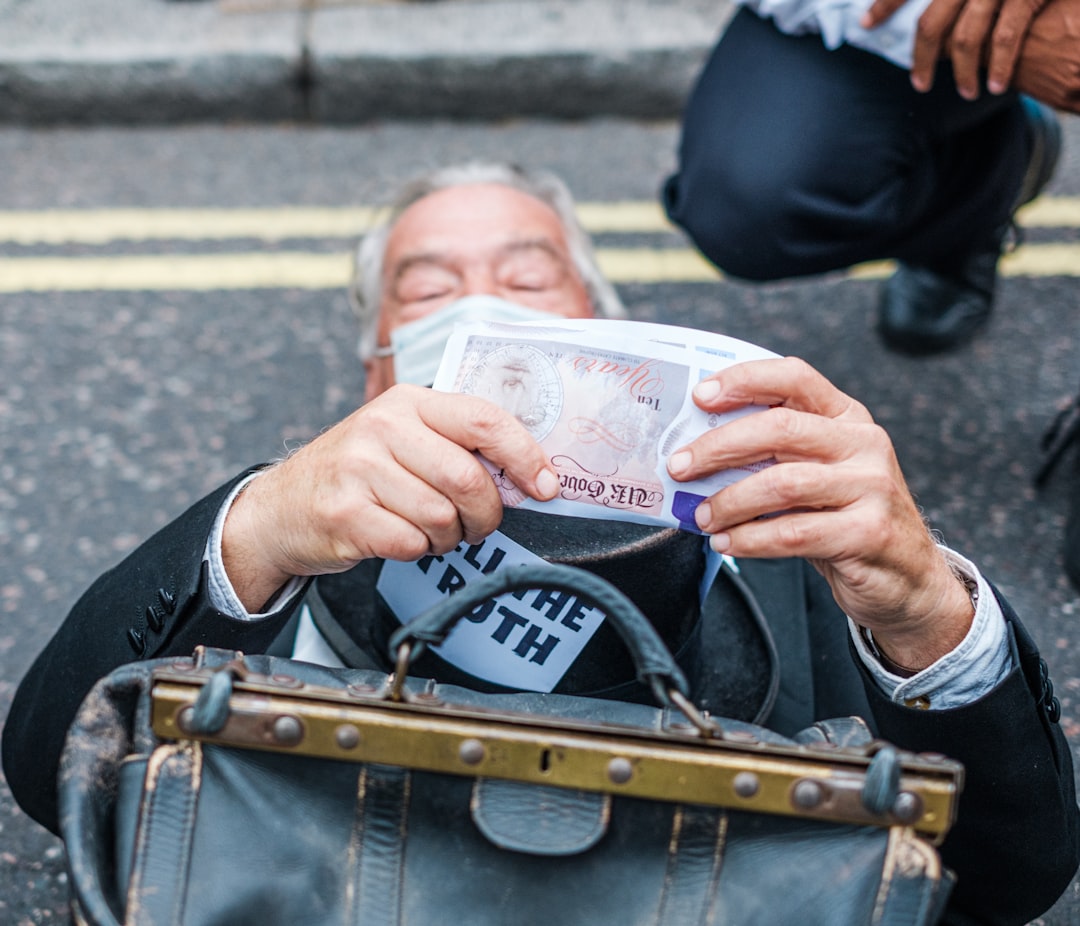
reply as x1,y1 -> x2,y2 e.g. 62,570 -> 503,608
0,0 -> 732,125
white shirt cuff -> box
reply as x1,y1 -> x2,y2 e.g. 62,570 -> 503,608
203,473 -> 306,621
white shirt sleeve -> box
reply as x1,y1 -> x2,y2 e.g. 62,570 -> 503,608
849,547 -> 1014,710
734,0 -> 931,69
203,473 -> 307,621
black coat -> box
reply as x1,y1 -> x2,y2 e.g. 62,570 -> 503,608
4,471 -> 1078,925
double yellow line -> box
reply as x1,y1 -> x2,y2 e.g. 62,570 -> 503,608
1,198 -> 1077,293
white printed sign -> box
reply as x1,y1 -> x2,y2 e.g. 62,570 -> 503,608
376,529 -> 607,692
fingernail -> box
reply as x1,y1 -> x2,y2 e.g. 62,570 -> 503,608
709,532 -> 731,553
536,468 -> 560,499
694,503 -> 711,531
693,380 -> 722,403
987,79 -> 1005,95
910,75 -> 927,93
668,450 -> 691,476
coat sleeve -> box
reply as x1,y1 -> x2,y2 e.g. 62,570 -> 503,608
859,586 -> 1080,926
2,469 -> 305,836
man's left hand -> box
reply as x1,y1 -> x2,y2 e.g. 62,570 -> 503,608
667,357 -> 974,673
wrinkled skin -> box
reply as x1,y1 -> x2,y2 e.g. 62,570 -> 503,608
864,0 -> 1080,110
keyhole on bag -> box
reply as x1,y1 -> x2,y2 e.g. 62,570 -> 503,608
539,748 -> 552,773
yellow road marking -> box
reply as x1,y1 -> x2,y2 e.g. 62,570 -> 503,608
2,242 -> 1078,293
0,196 -> 1076,245
849,244 -> 1080,280
0,204 -> 662,244
0,253 -> 354,292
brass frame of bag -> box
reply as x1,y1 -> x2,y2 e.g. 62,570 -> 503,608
150,657 -> 962,845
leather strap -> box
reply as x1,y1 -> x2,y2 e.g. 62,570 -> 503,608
127,744 -> 200,926
307,582 -> 382,671
349,766 -> 410,926
656,807 -> 728,926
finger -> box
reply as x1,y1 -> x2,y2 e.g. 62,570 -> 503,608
861,0 -> 909,28
417,388 -> 561,501
375,460 -> 480,553
352,504 -> 447,564
911,0 -> 966,91
948,0 -> 1003,98
693,460 -> 865,534
385,434 -> 506,545
986,0 -> 1045,93
690,358 -> 874,422
706,504 -> 897,566
669,406 -> 881,484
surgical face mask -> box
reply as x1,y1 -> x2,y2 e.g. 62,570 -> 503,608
373,295 -> 561,387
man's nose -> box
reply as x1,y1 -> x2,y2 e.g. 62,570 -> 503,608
460,268 -> 500,298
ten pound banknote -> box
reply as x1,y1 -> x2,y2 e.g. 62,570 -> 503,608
432,318 -> 781,534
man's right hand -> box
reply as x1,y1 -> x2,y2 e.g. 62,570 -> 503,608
221,385 -> 561,611
1012,0 -> 1080,112
862,0 -> 1080,110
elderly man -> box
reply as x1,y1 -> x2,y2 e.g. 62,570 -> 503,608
4,162 -> 1078,925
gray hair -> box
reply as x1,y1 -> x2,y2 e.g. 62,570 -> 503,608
349,161 -> 625,361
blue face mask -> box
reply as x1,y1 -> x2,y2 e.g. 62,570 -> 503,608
374,295 -> 560,387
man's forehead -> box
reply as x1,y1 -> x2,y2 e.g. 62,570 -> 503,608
385,183 -> 571,260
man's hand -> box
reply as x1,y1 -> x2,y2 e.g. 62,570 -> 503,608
222,385 -> 560,610
863,0 -> 1080,109
1012,0 -> 1080,112
862,0 -> 1048,100
667,358 -> 974,672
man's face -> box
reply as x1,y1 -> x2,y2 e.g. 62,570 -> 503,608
364,183 -> 594,399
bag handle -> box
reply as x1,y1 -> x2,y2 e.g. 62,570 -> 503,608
386,562 -> 699,721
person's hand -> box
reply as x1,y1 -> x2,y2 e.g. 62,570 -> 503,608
862,0 -> 1049,100
1011,0 -> 1080,112
666,358 -> 974,672
222,385 -> 560,610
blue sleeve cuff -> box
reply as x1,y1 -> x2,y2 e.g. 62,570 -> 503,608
849,547 -> 1014,709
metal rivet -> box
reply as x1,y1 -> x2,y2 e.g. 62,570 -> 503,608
272,715 -> 304,747
176,706 -> 195,734
607,757 -> 633,785
271,674 -> 303,689
733,771 -> 760,798
459,739 -> 485,766
791,779 -> 825,810
347,683 -> 377,698
335,724 -> 361,750
891,791 -> 923,824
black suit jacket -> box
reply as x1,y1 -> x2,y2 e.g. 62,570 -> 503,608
4,471 -> 1078,925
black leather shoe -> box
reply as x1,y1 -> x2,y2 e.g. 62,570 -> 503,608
1036,388 -> 1080,592
878,97 -> 1062,356
877,253 -> 997,356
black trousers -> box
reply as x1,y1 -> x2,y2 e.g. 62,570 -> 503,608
663,8 -> 1031,281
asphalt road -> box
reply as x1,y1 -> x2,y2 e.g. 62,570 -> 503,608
1,118 -> 1079,924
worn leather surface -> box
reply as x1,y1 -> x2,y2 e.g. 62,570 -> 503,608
61,649 -> 954,926
471,780 -> 610,855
